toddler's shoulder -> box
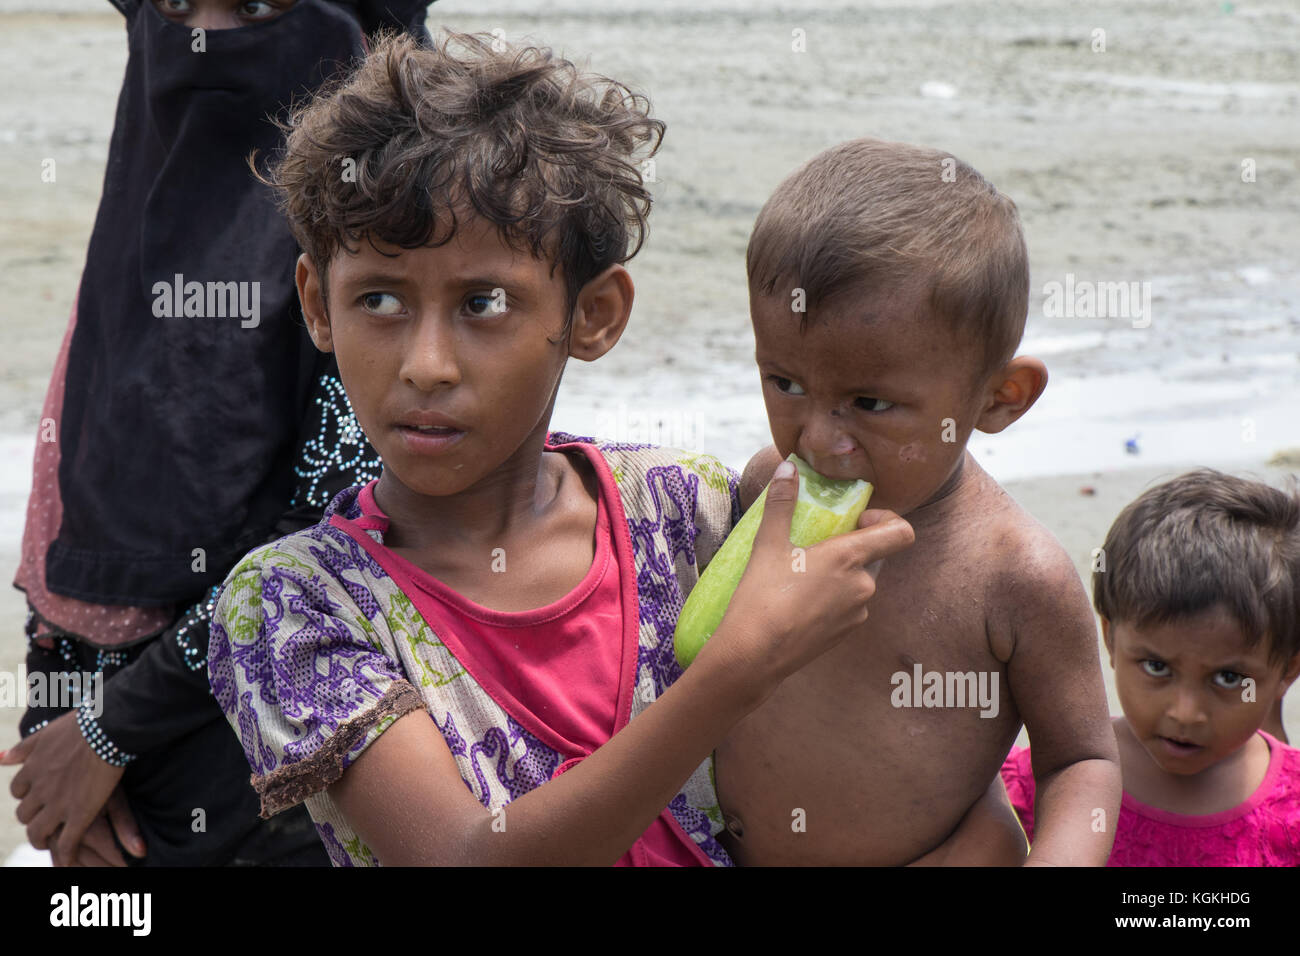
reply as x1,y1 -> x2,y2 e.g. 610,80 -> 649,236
965,481 -> 1095,642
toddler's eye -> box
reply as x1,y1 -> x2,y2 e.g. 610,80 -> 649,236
856,396 -> 895,412
361,293 -> 403,316
1140,659 -> 1168,677
769,376 -> 805,396
1214,671 -> 1244,689
466,291 -> 506,317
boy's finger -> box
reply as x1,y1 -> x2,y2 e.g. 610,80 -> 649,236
753,460 -> 798,551
0,731 -> 40,765
835,512 -> 915,565
106,788 -> 147,858
81,818 -> 129,867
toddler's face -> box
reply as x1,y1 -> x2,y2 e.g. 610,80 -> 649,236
152,0 -> 296,29
1105,605 -> 1297,776
303,215 -> 574,501
749,281 -> 989,516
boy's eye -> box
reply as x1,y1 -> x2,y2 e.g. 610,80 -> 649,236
156,0 -> 191,13
465,290 -> 507,317
769,376 -> 805,396
1214,670 -> 1244,690
360,293 -> 403,316
1140,659 -> 1169,677
855,396 -> 895,412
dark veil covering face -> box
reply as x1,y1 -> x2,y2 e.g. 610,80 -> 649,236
47,0 -> 433,606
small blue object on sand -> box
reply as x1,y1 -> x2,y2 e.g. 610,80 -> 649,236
1125,435 -> 1141,455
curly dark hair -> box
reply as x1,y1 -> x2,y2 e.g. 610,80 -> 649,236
258,29 -> 664,330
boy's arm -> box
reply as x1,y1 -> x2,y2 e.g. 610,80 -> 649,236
1002,541 -> 1121,866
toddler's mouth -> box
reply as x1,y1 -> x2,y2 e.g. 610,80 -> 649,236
1157,735 -> 1205,757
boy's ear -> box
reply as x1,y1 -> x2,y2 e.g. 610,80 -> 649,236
296,253 -> 334,353
568,264 -> 633,361
1100,617 -> 1116,666
973,356 -> 1048,435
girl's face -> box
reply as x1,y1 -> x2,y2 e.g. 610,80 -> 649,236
298,215 -> 577,502
152,0 -> 296,29
1104,605 -> 1300,777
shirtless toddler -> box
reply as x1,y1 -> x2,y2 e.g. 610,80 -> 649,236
714,139 -> 1122,865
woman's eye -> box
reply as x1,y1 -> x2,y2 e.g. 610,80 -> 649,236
361,293 -> 403,316
241,1 -> 278,18
466,291 -> 505,317
1214,671 -> 1244,690
1140,659 -> 1168,677
856,396 -> 894,412
770,376 -> 805,396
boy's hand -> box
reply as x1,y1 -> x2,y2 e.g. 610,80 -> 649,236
706,461 -> 915,688
65,792 -> 139,868
3,712 -> 145,865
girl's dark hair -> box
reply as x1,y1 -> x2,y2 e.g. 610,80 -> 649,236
258,29 -> 664,330
1093,469 -> 1300,667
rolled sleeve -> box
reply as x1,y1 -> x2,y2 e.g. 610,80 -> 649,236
208,544 -> 425,817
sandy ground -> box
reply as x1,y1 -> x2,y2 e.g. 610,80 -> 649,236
1,0 -> 1297,863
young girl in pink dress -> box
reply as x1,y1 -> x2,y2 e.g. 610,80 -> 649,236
1002,469 -> 1300,866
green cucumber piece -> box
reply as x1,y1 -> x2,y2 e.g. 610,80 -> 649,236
673,453 -> 873,668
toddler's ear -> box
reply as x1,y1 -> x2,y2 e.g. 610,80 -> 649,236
297,254 -> 334,353
973,356 -> 1047,434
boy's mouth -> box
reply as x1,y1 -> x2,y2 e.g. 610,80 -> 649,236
395,413 -> 466,452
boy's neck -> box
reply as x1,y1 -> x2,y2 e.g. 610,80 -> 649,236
373,434 -> 569,557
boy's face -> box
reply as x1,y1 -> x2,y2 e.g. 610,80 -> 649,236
750,281 -> 990,516
152,0 -> 296,29
1104,606 -> 1300,776
299,215 -> 575,501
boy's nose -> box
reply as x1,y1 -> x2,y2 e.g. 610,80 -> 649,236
400,315 -> 462,390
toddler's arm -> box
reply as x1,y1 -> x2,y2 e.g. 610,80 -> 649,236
1003,543 -> 1121,866
906,775 -> 1028,866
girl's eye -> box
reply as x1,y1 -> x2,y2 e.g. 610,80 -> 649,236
361,293 -> 403,316
856,396 -> 895,412
770,376 -> 806,396
1140,659 -> 1169,677
1214,671 -> 1244,690
465,291 -> 505,317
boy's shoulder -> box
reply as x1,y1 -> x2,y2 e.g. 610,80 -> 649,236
221,485 -> 371,583
546,430 -> 739,500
